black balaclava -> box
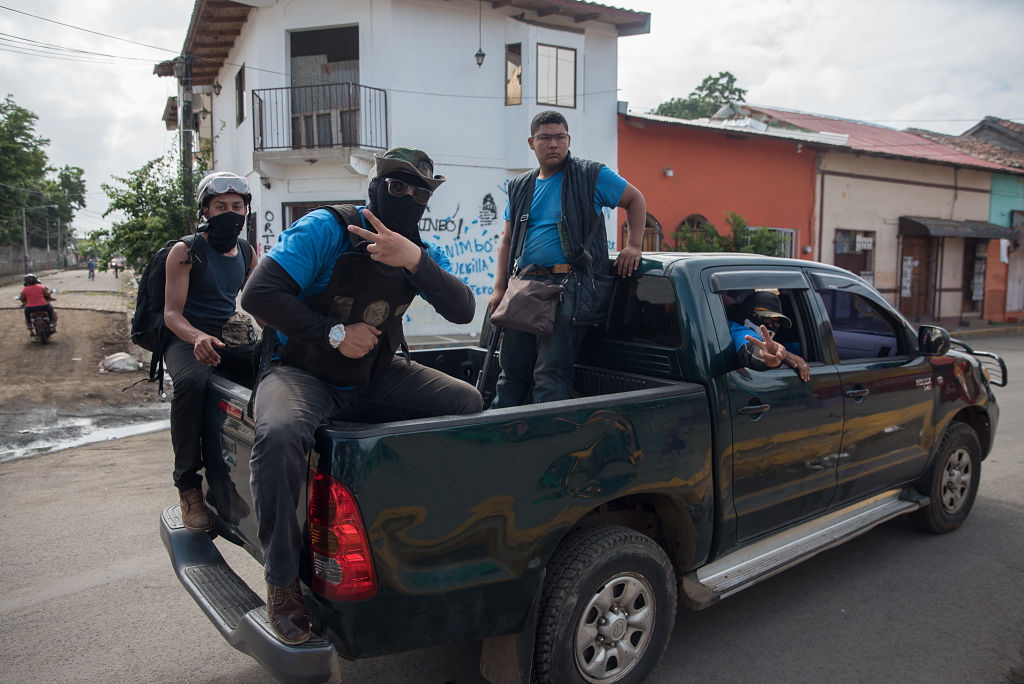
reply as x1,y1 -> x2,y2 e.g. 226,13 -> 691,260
203,210 -> 246,253
366,173 -> 427,248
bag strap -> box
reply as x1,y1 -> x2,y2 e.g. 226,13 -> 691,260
508,170 -> 540,276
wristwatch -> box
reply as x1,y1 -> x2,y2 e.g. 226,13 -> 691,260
328,323 -> 346,348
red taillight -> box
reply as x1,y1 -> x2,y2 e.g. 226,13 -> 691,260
218,400 -> 243,420
308,469 -> 377,601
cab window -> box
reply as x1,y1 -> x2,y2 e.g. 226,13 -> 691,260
717,288 -> 819,363
816,289 -> 904,361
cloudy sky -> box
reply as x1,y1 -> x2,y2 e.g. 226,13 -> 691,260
1,0 -> 1021,237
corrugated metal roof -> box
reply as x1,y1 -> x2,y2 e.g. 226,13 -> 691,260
721,104 -> 1020,174
624,110 -> 850,146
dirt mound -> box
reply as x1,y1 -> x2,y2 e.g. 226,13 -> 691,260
0,309 -> 165,409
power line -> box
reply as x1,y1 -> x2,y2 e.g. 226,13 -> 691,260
0,4 -> 177,54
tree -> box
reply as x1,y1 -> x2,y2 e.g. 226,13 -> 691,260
100,150 -> 202,269
672,211 -> 786,257
0,95 -> 85,252
652,71 -> 747,120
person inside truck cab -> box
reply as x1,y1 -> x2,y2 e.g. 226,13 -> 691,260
239,147 -> 483,645
727,290 -> 810,382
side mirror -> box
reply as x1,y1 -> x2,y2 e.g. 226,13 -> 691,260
918,325 -> 950,356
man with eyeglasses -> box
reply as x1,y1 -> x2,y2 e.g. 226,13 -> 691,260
488,110 -> 647,407
164,171 -> 259,532
239,147 -> 482,645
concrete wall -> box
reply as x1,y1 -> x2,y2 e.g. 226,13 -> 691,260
816,152 -> 991,320
618,115 -> 818,253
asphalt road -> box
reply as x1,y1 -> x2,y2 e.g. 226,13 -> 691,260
0,333 -> 1021,683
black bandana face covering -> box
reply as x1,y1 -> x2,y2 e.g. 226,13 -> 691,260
367,176 -> 426,247
204,211 -> 245,253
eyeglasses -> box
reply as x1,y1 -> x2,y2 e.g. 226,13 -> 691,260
532,133 -> 569,144
384,177 -> 432,205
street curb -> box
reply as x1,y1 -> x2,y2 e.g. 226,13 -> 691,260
948,324 -> 1024,338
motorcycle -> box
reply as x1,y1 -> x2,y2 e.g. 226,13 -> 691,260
28,309 -> 53,344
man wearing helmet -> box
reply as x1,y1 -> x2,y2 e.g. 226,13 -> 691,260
164,171 -> 259,532
239,147 -> 483,644
19,274 -> 57,334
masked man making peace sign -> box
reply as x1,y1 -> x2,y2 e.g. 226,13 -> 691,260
240,147 -> 483,645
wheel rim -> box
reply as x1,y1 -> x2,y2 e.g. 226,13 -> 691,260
939,447 -> 972,513
574,572 -> 656,683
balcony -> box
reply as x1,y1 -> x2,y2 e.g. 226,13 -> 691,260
252,83 -> 388,162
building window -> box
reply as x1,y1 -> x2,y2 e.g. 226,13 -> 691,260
834,229 -> 875,285
763,227 -> 797,258
235,64 -> 246,126
505,43 -> 522,106
622,214 -> 664,251
537,44 -> 575,108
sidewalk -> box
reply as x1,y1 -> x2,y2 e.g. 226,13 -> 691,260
0,267 -> 134,314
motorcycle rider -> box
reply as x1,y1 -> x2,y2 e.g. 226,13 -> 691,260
19,274 -> 57,334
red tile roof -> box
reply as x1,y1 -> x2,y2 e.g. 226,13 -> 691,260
909,129 -> 1024,170
739,105 -> 1018,173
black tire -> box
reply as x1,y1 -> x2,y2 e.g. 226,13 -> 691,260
33,316 -> 49,344
534,525 -> 676,684
912,422 -> 981,534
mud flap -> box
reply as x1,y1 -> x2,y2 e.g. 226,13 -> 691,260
479,568 -> 544,684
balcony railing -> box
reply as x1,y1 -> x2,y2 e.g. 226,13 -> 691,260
252,82 -> 388,152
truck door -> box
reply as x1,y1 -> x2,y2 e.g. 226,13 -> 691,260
707,269 -> 844,542
809,271 -> 934,505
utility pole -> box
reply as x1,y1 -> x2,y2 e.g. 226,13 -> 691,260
181,55 -> 194,208
56,217 -> 61,270
46,219 -> 51,269
22,204 -> 58,274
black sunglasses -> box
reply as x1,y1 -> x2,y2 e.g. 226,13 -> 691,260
384,177 -> 432,205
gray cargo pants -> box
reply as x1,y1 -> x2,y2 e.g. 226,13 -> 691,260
250,359 -> 483,586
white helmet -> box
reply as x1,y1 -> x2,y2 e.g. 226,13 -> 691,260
196,172 -> 251,210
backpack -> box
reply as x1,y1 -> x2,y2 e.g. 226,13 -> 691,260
129,234 -> 253,392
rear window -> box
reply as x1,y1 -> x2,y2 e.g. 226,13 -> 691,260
591,275 -> 683,348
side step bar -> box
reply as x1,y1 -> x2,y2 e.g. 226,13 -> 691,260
159,505 -> 334,684
682,489 -> 926,610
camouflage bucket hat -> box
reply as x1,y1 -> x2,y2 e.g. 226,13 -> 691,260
373,147 -> 446,191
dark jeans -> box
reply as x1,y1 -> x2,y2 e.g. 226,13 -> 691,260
491,275 -> 587,408
251,359 -> 483,586
24,304 -> 55,329
165,336 -> 256,493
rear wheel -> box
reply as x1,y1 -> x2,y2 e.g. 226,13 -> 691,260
912,422 -> 981,534
33,315 -> 50,344
534,525 -> 676,684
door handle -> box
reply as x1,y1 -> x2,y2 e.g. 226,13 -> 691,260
738,403 -> 771,416
845,388 -> 870,400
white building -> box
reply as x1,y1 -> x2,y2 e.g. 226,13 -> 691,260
157,0 -> 649,336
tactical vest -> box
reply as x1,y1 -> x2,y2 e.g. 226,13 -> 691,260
280,205 -> 416,387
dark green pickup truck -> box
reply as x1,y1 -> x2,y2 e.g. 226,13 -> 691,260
160,253 -> 1006,684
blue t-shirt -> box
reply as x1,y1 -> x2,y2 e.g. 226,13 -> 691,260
729,319 -> 800,354
504,165 -> 627,268
267,206 -> 453,348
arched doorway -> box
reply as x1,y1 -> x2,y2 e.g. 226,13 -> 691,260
621,213 -> 664,251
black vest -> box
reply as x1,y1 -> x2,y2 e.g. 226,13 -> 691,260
281,205 -> 416,387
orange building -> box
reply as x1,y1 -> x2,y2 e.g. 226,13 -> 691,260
616,111 -> 843,258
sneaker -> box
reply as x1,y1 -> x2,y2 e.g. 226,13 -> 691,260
179,488 -> 213,531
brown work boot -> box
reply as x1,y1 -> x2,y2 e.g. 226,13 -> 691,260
267,580 -> 311,645
179,488 -> 213,531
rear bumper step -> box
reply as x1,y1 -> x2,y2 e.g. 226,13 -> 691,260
682,489 -> 927,610
160,505 -> 334,684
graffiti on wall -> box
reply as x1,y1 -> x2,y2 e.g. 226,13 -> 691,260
261,210 -> 275,257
